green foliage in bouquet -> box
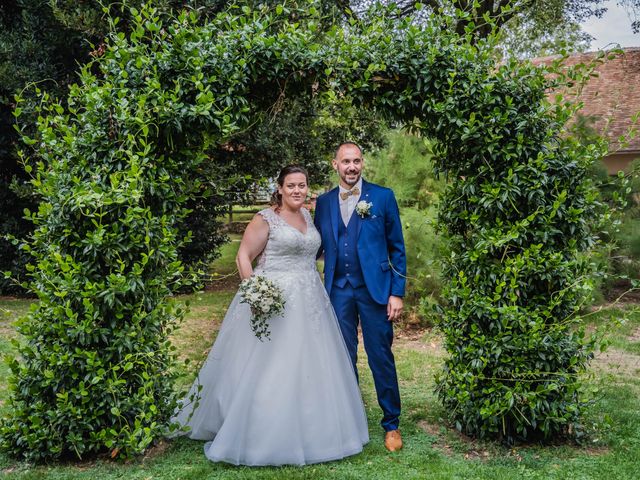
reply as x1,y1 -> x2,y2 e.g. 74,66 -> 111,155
0,0 -> 613,460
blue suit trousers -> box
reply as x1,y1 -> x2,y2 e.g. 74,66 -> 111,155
330,282 -> 401,432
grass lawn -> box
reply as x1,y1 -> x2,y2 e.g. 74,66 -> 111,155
1,256 -> 639,479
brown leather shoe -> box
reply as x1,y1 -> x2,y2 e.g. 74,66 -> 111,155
384,429 -> 403,452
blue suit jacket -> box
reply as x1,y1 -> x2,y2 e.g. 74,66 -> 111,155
314,180 -> 406,305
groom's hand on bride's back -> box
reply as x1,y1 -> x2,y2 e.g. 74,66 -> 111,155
387,295 -> 403,321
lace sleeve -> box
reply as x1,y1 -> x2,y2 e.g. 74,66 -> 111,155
257,208 -> 279,231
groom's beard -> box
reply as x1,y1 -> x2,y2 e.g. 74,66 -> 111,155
342,172 -> 361,186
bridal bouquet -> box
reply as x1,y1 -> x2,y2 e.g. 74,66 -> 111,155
239,275 -> 286,341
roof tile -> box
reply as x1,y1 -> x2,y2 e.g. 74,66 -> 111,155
532,48 -> 640,152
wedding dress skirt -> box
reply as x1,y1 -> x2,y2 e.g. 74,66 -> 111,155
171,208 -> 369,466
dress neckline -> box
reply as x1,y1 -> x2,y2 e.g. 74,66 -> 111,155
273,208 -> 309,236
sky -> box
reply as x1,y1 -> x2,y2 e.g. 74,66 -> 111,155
581,0 -> 640,50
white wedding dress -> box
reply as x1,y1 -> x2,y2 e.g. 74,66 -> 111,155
171,207 -> 369,466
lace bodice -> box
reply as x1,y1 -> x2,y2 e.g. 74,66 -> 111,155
254,208 -> 321,273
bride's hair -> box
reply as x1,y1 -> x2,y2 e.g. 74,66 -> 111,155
271,164 -> 309,209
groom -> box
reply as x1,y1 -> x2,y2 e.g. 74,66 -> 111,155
314,142 -> 406,452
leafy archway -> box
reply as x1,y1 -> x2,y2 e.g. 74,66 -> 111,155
0,3 -> 604,460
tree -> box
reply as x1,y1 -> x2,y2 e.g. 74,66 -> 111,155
0,1 -> 94,294
343,0 -> 640,56
496,10 -> 591,58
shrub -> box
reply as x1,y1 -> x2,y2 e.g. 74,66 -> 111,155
610,163 -> 640,284
401,206 -> 443,326
430,53 -> 610,441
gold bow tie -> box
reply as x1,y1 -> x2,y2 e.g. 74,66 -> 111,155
340,187 -> 360,201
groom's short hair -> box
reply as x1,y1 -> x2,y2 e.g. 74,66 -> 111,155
334,141 -> 363,158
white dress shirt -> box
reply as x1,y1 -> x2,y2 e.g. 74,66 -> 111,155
338,178 -> 363,226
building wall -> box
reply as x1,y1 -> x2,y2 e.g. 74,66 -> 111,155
603,152 -> 640,174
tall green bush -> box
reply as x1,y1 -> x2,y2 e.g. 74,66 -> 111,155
0,5 -> 240,460
0,2 -> 611,460
430,56 -> 610,441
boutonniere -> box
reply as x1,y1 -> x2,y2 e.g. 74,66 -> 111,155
355,200 -> 373,218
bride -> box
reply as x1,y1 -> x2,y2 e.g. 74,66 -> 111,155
171,165 -> 369,466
